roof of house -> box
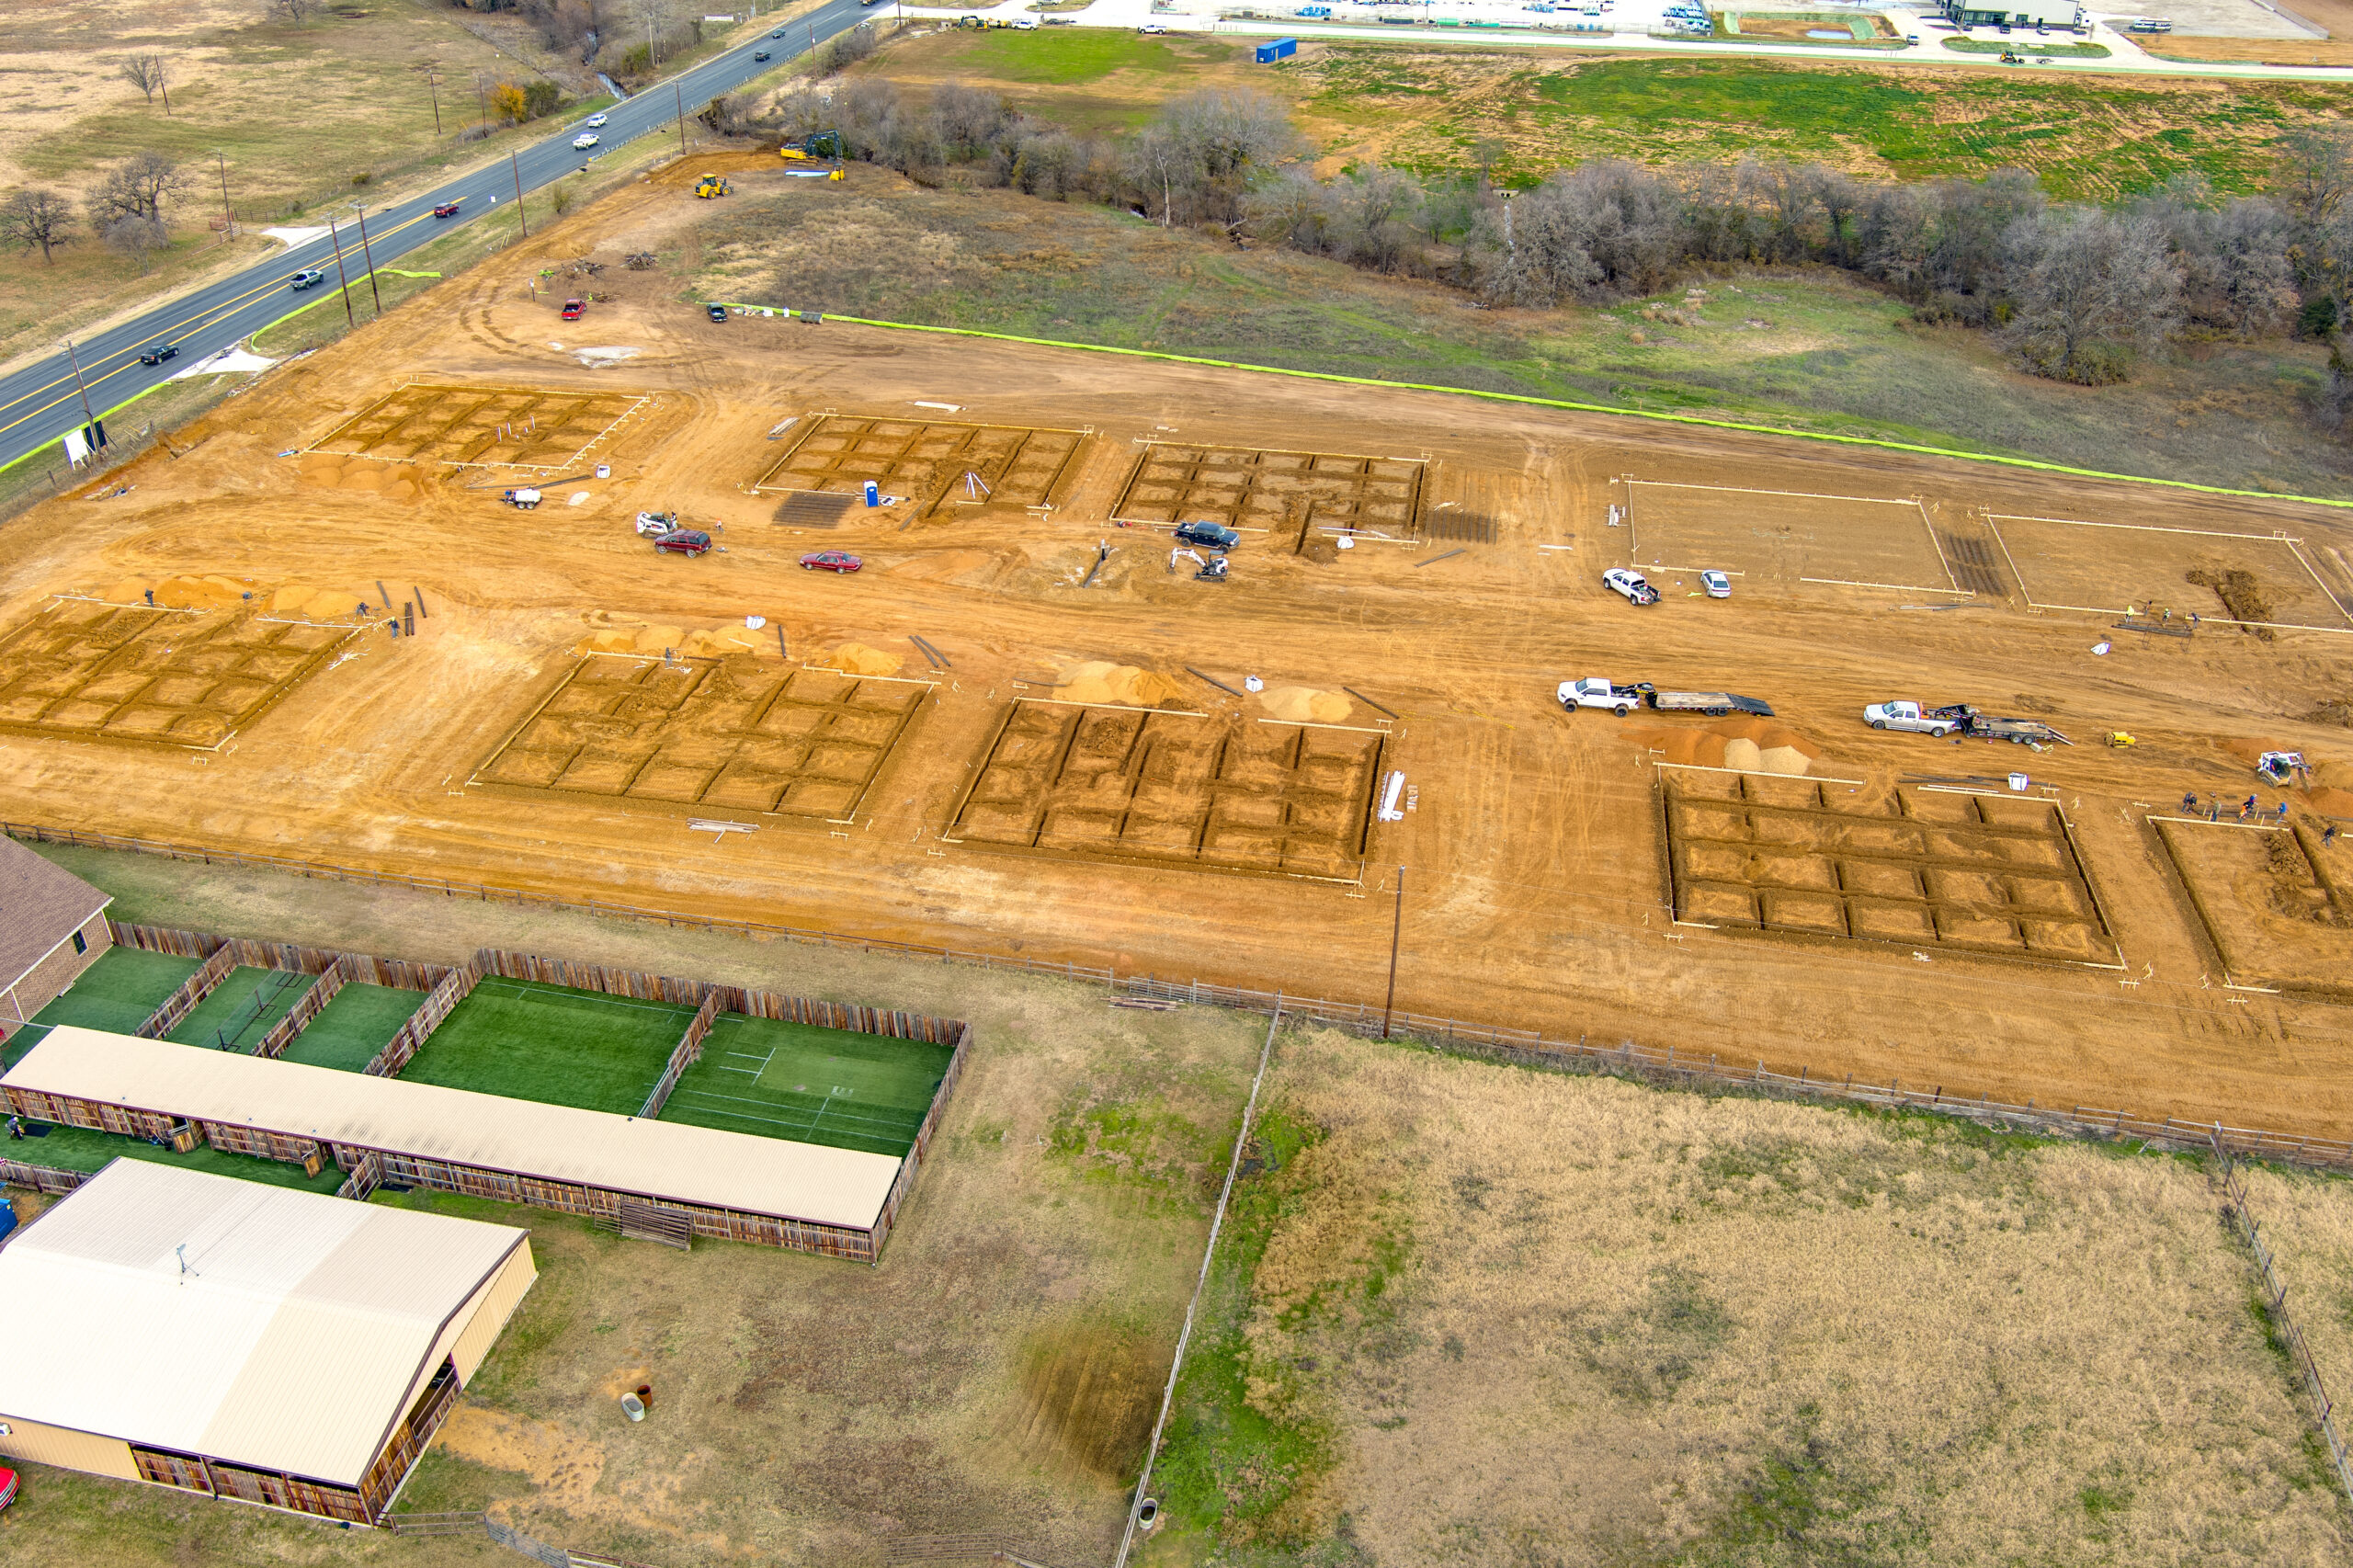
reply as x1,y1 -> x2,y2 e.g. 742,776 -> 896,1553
2,1026 -> 905,1233
0,838 -> 110,992
0,1159 -> 527,1485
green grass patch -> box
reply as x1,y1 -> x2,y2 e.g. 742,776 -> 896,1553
949,28 -> 1188,82
398,978 -> 694,1116
4,948 -> 201,1069
6,1121 -> 345,1194
1943,36 -> 2111,55
278,982 -> 426,1073
164,966 -> 314,1052
660,1015 -> 951,1157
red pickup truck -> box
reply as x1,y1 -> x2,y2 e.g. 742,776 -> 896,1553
561,298 -> 585,321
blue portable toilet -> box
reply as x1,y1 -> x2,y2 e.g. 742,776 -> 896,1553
1256,37 -> 1298,61
863,480 -> 881,507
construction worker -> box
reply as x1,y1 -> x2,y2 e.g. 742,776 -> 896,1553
2326,824 -> 2340,846
2181,791 -> 2199,813
2242,795 -> 2258,820
2278,802 -> 2291,822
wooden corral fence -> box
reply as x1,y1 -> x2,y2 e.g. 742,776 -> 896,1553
363,964 -> 476,1078
641,993 -> 719,1119
136,942 -> 237,1040
0,1156 -> 88,1196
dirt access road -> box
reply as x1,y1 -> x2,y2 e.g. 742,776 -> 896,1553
3,158 -> 2350,1140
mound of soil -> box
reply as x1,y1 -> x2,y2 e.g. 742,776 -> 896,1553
820,642 -> 903,676
1259,686 -> 1351,724
1056,661 -> 1182,707
1631,717 -> 1823,776
2187,568 -> 2273,641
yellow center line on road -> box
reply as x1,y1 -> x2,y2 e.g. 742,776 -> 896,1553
0,209 -> 441,446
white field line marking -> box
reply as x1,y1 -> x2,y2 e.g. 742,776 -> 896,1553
2283,537 -> 2353,627
1799,577 -> 1974,596
1630,480 -> 1917,506
1985,512 -> 2302,542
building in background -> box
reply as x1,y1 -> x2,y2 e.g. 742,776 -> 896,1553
0,1159 -> 535,1523
0,839 -> 110,1040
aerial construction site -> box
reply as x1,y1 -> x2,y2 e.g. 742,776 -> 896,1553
3,159 -> 2351,1149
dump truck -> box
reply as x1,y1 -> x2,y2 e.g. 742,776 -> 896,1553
694,174 -> 733,199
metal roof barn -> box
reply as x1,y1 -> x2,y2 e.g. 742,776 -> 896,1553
0,1158 -> 533,1522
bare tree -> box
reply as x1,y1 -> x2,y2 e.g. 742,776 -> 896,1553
104,214 -> 168,275
2276,124 -> 2353,229
2002,210 -> 2181,383
87,151 -> 188,230
270,0 -> 325,20
0,188 -> 76,263
1336,165 -> 1421,272
119,54 -> 171,113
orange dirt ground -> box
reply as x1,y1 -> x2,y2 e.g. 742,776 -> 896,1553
3,164 -> 2352,1141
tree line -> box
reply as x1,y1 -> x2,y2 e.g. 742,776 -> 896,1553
749,73 -> 2353,393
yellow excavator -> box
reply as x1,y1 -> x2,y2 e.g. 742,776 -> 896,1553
693,174 -> 732,199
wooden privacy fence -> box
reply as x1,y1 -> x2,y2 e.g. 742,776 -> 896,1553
0,1155 -> 88,1197
255,964 -> 346,1060
136,943 -> 237,1040
364,964 -> 478,1078
641,993 -> 719,1119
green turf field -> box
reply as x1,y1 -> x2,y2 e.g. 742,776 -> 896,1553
4,947 -> 202,1069
660,1015 -> 953,1158
398,978 -> 696,1116
166,966 -> 316,1053
3,1122 -> 347,1193
278,982 -> 426,1073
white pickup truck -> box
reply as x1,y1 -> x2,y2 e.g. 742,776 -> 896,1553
1863,699 -> 1968,737
1557,677 -> 1648,716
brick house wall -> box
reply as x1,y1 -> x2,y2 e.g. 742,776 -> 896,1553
1,908 -> 113,1039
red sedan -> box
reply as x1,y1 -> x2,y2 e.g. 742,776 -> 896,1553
800,551 -> 862,573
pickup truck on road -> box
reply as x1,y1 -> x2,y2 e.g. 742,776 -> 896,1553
1557,679 -> 1775,718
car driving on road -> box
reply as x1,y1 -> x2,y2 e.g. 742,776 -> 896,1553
573,132 -> 599,150
800,551 -> 862,573
753,48 -> 771,60
432,200 -> 462,219
137,344 -> 178,366
585,112 -> 608,127
289,267 -> 326,290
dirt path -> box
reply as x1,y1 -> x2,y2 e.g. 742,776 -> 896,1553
3,164 -> 2349,1142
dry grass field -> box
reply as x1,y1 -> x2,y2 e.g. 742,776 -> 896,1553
1143,1028 -> 2353,1566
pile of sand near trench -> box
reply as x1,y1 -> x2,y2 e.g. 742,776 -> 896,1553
1257,686 -> 1352,724
815,641 -> 904,676
296,451 -> 420,503
1055,661 -> 1185,708
91,574 -> 375,620
1631,716 -> 1824,777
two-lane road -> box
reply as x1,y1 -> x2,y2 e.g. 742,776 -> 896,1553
0,0 -> 876,474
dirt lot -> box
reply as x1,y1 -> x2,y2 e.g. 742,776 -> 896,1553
1141,1027 -> 2353,1565
3,843 -> 1267,1568
1,155 -> 2351,1157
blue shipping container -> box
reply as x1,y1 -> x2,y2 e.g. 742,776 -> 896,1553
1256,37 -> 1298,61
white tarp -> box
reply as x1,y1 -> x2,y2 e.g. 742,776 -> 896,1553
61,429 -> 89,467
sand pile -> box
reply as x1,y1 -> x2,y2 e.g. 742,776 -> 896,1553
1056,662 -> 1183,708
296,452 -> 417,503
574,623 -> 771,659
267,584 -> 377,618
1631,716 -> 1824,776
1259,686 -> 1353,724
151,574 -> 252,610
817,642 -> 903,676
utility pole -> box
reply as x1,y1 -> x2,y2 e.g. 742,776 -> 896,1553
675,82 -> 687,152
214,151 -> 233,244
475,73 -> 488,131
327,217 -> 356,327
352,203 -> 383,316
425,65 -> 442,135
510,150 -> 527,238
1381,866 -> 1405,1039
61,337 -> 97,428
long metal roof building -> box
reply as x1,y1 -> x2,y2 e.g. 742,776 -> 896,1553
0,1158 -> 534,1523
3,1025 -> 907,1242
